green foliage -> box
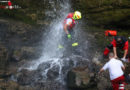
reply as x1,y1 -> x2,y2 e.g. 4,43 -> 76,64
72,0 -> 130,29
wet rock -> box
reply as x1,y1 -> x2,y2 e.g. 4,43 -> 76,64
17,69 -> 42,85
67,66 -> 96,89
69,55 -> 89,67
21,47 -> 36,59
34,81 -> 67,90
37,62 -> 51,71
0,80 -> 35,90
12,46 -> 36,61
28,14 -> 37,21
67,66 -> 113,90
97,75 -> 112,90
0,80 -> 18,90
12,50 -> 22,61
0,43 -> 9,78
37,20 -> 51,26
10,22 -> 32,35
0,70 -> 13,79
61,58 -> 75,75
47,66 -> 60,80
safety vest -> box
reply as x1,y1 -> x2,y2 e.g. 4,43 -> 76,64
64,13 -> 75,30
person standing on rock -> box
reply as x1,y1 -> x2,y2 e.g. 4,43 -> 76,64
99,52 -> 126,90
103,36 -> 129,62
63,11 -> 82,39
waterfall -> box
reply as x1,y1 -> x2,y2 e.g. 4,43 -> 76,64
25,0 -> 71,81
20,0 -> 90,85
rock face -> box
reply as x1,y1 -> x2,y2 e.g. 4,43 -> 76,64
0,19 -> 44,90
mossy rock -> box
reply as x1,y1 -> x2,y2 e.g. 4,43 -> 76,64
72,0 -> 130,29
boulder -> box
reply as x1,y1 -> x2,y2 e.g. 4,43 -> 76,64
47,65 -> 60,80
67,65 -> 113,90
97,75 -> 112,90
67,66 -> 96,89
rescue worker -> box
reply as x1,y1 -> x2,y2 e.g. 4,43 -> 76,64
99,52 -> 125,90
63,11 -> 82,39
103,36 -> 129,62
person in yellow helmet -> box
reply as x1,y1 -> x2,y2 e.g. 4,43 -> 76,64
63,11 -> 82,39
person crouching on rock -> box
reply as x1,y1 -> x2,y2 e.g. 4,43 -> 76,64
103,36 -> 129,62
99,52 -> 126,90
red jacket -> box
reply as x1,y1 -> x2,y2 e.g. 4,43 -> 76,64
64,13 -> 75,30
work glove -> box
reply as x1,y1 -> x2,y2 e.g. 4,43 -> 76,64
121,58 -> 127,62
72,42 -> 78,47
58,45 -> 64,49
67,34 -> 71,39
